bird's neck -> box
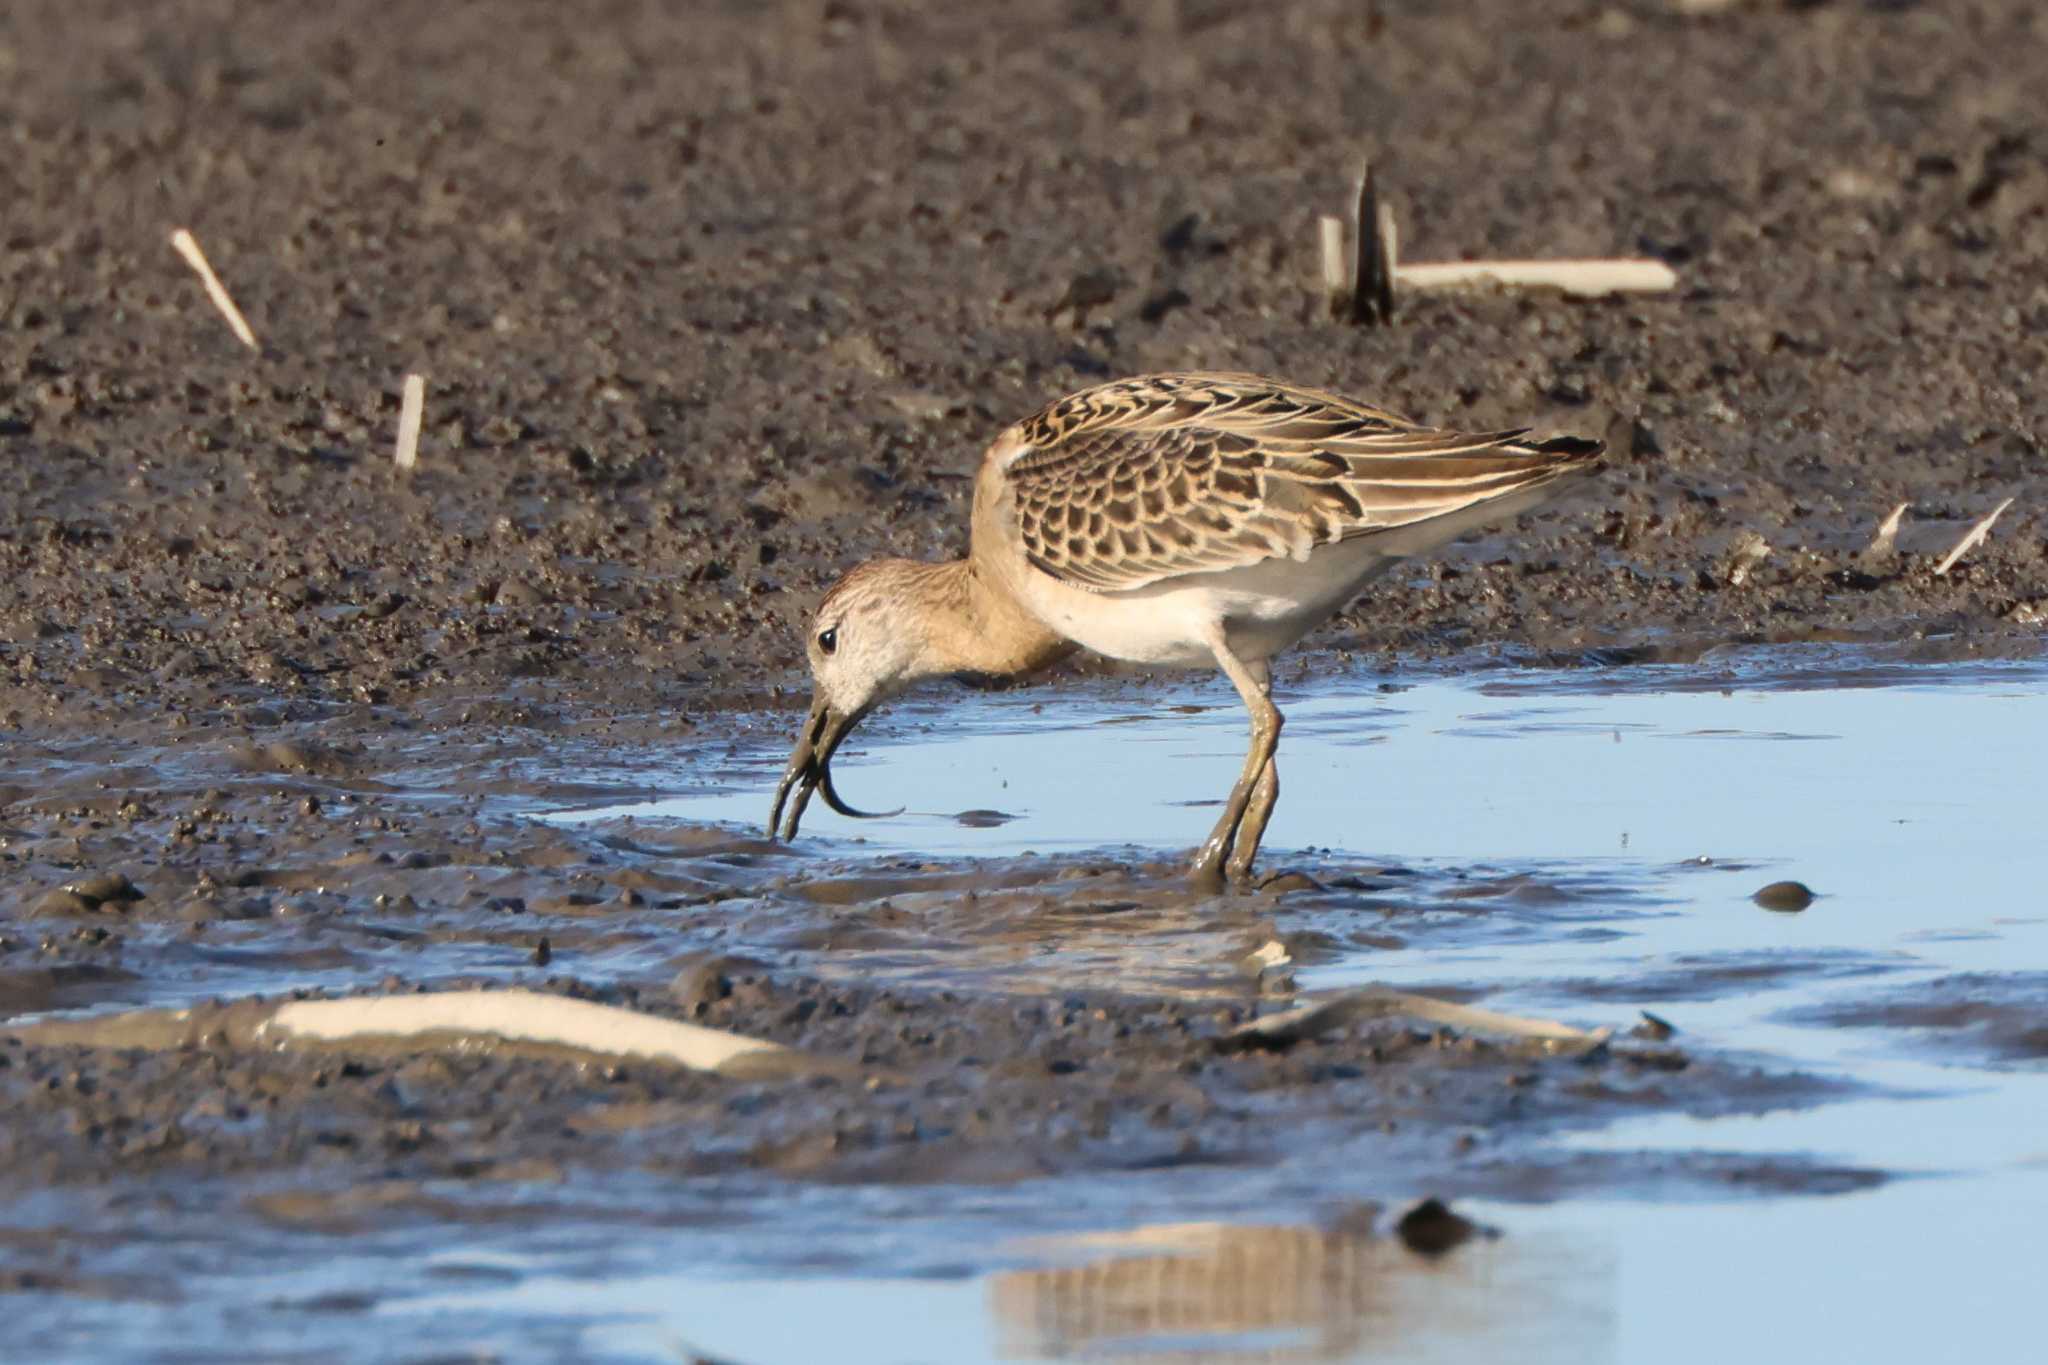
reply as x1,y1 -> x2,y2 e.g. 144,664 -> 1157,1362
908,558 -> 1075,681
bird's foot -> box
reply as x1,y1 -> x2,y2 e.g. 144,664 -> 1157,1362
1187,831 -> 1238,894
1188,851 -> 1278,895
1187,855 -> 1230,896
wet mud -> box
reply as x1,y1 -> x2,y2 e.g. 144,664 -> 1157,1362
3,0 -> 2047,1355
0,722 -> 1856,1194
2,0 -> 2047,745
1787,972 -> 2048,1064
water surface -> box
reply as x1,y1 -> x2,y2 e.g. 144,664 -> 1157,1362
522,649 -> 2048,1363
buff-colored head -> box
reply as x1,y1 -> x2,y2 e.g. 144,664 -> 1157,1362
803,559 -> 945,719
768,559 -> 954,840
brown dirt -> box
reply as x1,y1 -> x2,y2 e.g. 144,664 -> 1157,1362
2,0 -> 2045,742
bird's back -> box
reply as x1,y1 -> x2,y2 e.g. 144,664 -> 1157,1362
977,372 -> 1600,597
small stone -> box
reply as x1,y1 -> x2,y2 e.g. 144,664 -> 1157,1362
532,937 -> 553,967
1395,1198 -> 1484,1257
1753,880 -> 1816,912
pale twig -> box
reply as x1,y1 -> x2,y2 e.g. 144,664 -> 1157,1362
1321,166 -> 1680,323
1394,258 -> 1679,297
1318,215 -> 1348,317
395,373 -> 425,470
10,988 -> 861,1080
1865,502 -> 1909,558
168,228 -> 258,350
1221,986 -> 1612,1055
1933,497 -> 2015,575
1376,200 -> 1399,292
258,991 -> 805,1073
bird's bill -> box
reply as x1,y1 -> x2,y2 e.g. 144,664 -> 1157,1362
767,694 -> 902,841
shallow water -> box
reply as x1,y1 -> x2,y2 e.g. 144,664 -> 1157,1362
532,648 -> 2048,1363
9,648 -> 2046,1362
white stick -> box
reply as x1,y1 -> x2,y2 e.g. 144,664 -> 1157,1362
9,988 -> 846,1079
1395,258 -> 1679,297
168,227 -> 259,349
1865,502 -> 1909,557
259,990 -> 795,1072
395,373 -> 425,470
1318,214 -> 1348,315
1933,496 -> 2015,575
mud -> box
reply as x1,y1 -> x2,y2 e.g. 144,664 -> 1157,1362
0,724 -> 1853,1194
1,0 -> 2046,746
1789,972 -> 2048,1063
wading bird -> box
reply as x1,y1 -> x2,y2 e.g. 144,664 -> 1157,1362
770,372 -> 1599,888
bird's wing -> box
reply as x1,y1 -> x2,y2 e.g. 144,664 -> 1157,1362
990,372 -> 1601,593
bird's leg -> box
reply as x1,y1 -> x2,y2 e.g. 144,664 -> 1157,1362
1189,643 -> 1281,892
1226,669 -> 1280,885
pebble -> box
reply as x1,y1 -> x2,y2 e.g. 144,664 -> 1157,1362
1395,1198 -> 1483,1257
1752,880 -> 1816,912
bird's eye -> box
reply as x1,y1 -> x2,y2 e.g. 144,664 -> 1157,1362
817,627 -> 838,655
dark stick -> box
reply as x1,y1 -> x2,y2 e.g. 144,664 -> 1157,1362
1349,165 -> 1397,325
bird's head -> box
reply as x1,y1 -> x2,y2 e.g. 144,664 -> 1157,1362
768,559 -> 944,840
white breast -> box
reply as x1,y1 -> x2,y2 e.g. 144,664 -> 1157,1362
1014,535 -> 1399,668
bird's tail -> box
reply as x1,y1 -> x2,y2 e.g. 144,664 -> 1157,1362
1347,431 -> 1602,560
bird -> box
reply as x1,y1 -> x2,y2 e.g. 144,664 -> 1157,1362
769,371 -> 1601,889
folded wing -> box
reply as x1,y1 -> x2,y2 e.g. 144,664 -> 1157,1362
994,372 -> 1601,593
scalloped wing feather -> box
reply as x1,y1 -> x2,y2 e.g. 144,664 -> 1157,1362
994,374 -> 1601,593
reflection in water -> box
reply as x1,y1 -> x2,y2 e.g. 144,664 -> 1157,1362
990,1219 -> 1609,1364
993,1223 -> 1378,1363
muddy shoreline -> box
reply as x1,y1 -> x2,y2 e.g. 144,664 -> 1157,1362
0,700 -> 1884,1332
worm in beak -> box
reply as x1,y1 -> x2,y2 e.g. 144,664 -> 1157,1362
768,695 -> 903,840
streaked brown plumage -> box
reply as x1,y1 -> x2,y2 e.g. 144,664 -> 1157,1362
772,372 -> 1601,887
1004,373 -> 1596,592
